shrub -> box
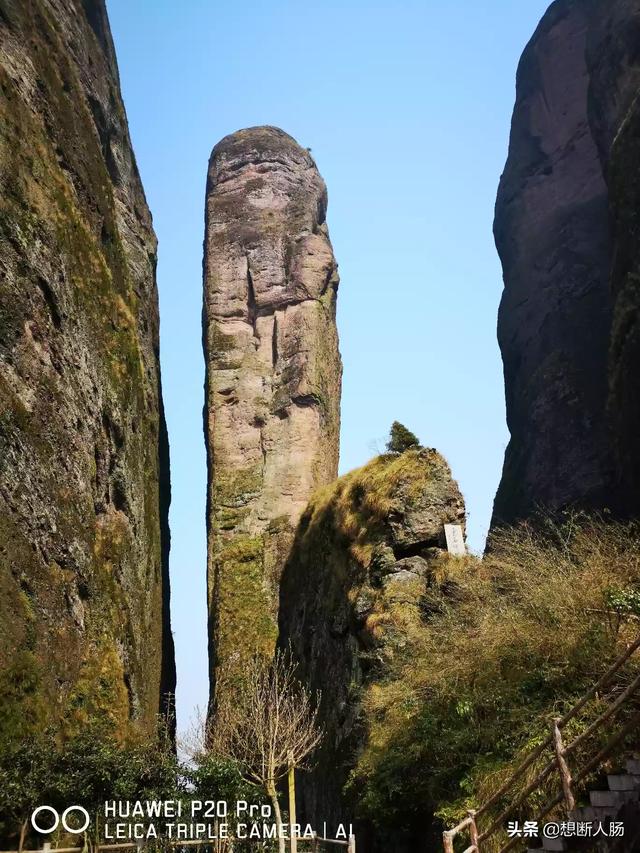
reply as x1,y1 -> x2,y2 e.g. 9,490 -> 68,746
0,718 -> 183,848
350,515 -> 640,848
386,421 -> 420,454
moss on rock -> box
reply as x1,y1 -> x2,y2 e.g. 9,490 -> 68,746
278,447 -> 466,838
0,0 -> 174,747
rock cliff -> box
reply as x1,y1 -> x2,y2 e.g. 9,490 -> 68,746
492,0 -> 615,525
492,0 -> 640,526
278,448 -> 466,847
202,126 -> 341,713
0,0 -> 174,740
590,2 -> 640,513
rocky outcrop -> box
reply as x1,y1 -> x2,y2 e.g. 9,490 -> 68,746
492,0 -> 640,526
203,126 -> 341,712
278,448 -> 465,848
0,0 -> 174,740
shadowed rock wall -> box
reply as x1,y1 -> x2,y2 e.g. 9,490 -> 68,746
589,1 -> 640,513
492,0 -> 640,527
278,448 -> 466,850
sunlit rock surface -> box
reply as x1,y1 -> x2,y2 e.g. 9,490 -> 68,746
202,126 -> 342,712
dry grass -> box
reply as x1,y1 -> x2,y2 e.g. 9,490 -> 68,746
351,515 -> 640,847
299,448 -> 450,568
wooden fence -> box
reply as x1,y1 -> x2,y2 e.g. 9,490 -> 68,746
308,834 -> 355,851
1,833 -> 355,853
442,633 -> 640,853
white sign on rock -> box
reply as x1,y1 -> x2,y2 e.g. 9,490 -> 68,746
444,524 -> 466,556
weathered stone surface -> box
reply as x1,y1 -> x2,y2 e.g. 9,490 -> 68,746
0,0 -> 174,739
278,448 -> 465,846
586,0 -> 640,165
492,0 -> 616,526
587,2 -> 640,513
492,0 -> 640,527
203,126 -> 341,711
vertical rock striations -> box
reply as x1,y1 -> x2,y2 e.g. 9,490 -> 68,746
203,126 -> 341,711
492,0 -> 640,527
0,0 -> 174,739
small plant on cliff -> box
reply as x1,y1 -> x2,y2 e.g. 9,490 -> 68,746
208,650 -> 322,853
386,421 -> 420,454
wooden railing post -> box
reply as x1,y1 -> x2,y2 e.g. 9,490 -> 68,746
440,638 -> 640,852
467,809 -> 479,852
348,834 -> 356,853
288,752 -> 297,853
552,718 -> 575,813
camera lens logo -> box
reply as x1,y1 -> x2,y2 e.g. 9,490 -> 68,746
31,806 -> 90,835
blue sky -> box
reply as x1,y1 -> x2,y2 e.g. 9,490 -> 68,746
107,0 -> 550,736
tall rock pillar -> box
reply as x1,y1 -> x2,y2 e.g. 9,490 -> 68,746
202,126 -> 342,710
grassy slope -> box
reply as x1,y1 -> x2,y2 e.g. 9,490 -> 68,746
351,517 -> 640,848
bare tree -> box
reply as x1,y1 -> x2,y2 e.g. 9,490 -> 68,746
208,649 -> 322,853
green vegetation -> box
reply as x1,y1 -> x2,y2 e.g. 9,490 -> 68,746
0,710 -> 264,851
212,534 -> 279,703
386,421 -> 420,454
349,515 -> 640,848
0,713 -> 178,849
278,445 -> 464,850
296,447 -> 449,568
205,651 -> 322,853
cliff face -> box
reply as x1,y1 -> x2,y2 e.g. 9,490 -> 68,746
589,2 -> 640,513
492,0 -> 640,526
0,0 -> 174,739
278,449 -> 465,849
202,126 -> 342,712
492,0 -> 614,525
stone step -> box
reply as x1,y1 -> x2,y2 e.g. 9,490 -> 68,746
541,836 -> 567,851
607,773 -> 640,791
570,804 -> 618,823
570,805 -> 598,822
626,758 -> 640,776
590,789 -> 639,808
596,806 -> 619,822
